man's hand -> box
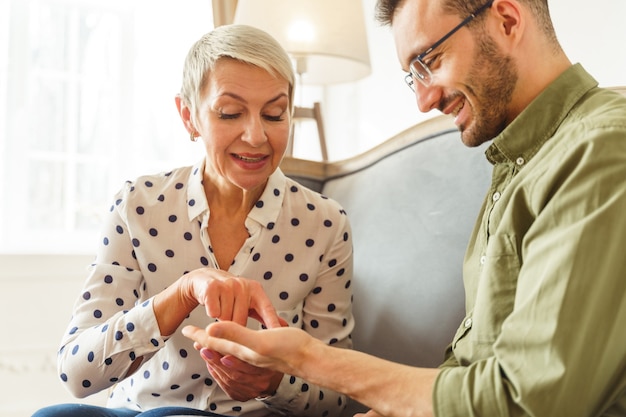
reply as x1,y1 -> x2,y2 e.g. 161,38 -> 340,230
355,410 -> 385,417
183,321 -> 439,417
182,321 -> 319,378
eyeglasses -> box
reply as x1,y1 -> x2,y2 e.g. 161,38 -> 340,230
405,0 -> 494,92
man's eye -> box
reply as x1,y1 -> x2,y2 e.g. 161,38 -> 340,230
424,53 -> 441,69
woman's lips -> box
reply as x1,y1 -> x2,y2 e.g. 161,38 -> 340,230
231,153 -> 270,169
232,153 -> 267,163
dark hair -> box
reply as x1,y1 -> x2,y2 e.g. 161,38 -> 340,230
375,0 -> 557,44
374,0 -> 403,26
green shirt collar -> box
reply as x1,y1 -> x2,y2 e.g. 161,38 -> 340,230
486,64 -> 598,165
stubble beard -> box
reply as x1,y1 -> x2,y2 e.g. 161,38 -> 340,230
460,33 -> 517,147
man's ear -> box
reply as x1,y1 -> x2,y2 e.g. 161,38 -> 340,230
175,94 -> 195,134
489,0 -> 525,49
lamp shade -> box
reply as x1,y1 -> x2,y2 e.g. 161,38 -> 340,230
234,0 -> 371,85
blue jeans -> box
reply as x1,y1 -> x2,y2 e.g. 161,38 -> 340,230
31,404 -> 228,417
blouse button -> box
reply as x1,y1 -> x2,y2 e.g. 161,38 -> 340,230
492,192 -> 501,202
516,156 -> 525,166
464,318 -> 473,328
480,255 -> 486,265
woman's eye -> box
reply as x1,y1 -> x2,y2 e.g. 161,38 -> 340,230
218,112 -> 240,120
264,114 -> 285,122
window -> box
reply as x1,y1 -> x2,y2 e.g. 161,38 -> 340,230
0,0 -> 212,254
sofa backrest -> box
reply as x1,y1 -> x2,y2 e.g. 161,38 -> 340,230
282,115 -> 492,367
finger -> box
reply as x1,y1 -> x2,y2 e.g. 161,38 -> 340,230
182,323 -> 258,363
204,279 -> 236,320
205,283 -> 222,319
249,296 -> 282,329
202,349 -> 263,396
231,292 -> 251,326
204,355 -> 261,402
199,348 -> 224,364
220,354 -> 265,375
248,311 -> 289,328
184,325 -> 209,346
217,282 -> 236,321
361,410 -> 385,417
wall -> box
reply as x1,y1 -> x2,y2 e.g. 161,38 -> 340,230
0,255 -> 108,416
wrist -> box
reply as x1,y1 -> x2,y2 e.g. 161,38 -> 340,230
176,273 -> 201,310
153,275 -> 198,336
296,337 -> 327,385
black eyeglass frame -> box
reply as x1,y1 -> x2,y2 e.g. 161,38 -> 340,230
405,0 -> 495,91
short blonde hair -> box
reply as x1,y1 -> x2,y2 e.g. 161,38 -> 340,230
180,24 -> 295,122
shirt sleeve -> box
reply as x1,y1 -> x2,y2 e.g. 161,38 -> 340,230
438,344 -> 459,370
57,183 -> 166,397
434,130 -> 626,416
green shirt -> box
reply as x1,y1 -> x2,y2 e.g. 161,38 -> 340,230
434,64 -> 626,416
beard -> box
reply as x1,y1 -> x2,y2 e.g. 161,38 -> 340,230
457,33 -> 518,147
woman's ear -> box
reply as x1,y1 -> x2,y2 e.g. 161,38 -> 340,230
175,94 -> 195,134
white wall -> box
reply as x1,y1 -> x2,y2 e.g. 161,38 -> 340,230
0,255 -> 108,416
323,0 -> 626,161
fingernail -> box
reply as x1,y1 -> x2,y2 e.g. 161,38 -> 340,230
200,348 -> 214,360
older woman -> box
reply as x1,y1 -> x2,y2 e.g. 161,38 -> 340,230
33,24 -> 353,417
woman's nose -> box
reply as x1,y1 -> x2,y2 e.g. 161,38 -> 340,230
241,116 -> 267,146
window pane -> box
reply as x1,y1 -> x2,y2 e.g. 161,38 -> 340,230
28,159 -> 65,229
28,77 -> 67,151
28,2 -> 69,71
77,11 -> 122,154
75,160 -> 109,230
1,0 -> 212,254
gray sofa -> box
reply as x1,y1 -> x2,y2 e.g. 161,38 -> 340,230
281,115 -> 492,414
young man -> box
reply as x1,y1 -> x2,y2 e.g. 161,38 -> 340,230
183,1 -> 626,416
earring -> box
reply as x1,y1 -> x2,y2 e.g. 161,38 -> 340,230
190,131 -> 197,142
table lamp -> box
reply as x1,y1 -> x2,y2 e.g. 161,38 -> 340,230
230,0 -> 372,161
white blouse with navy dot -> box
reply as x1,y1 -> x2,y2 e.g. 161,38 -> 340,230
57,159 -> 354,417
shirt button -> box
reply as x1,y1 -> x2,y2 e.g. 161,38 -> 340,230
464,318 -> 473,328
480,255 -> 486,265
492,192 -> 501,202
516,156 -> 525,166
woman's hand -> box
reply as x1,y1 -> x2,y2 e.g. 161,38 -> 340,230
199,348 -> 284,401
195,316 -> 290,401
153,268 -> 282,337
182,268 -> 280,327
153,268 -> 287,400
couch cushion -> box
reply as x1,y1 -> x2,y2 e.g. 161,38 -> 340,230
322,130 -> 491,369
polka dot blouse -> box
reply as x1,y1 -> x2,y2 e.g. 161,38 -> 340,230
57,160 -> 354,417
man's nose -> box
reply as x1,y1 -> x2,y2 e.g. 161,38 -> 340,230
414,81 -> 441,114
